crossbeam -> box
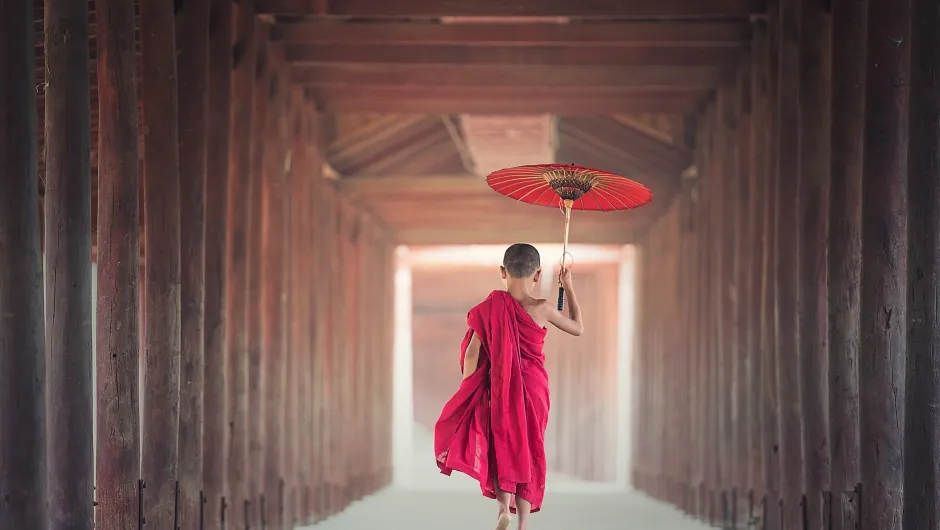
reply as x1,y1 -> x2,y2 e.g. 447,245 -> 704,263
257,0 -> 765,18
293,64 -> 724,88
285,44 -> 737,66
273,20 -> 750,47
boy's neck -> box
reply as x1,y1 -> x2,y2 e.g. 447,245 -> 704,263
505,279 -> 531,302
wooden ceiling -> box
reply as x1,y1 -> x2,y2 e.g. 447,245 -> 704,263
33,0 -> 763,246
284,0 -> 760,244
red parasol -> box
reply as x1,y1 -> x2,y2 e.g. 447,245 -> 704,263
485,163 -> 653,309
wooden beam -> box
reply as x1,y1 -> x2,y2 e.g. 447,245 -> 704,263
258,0 -> 765,18
274,20 -> 751,47
0,0 -> 45,527
339,174 -> 487,194
43,0 -> 94,524
293,63 -> 724,88
316,89 -> 710,114
140,0 -> 183,522
225,1 -> 258,525
904,0 -> 940,526
176,0 -> 211,524
858,0 -> 910,528
93,0 -> 141,523
827,0 -> 865,527
285,44 -> 738,67
203,0 -> 233,526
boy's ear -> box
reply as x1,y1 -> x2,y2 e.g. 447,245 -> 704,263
534,268 -> 542,282
499,265 -> 507,279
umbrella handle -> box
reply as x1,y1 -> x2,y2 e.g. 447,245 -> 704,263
558,202 -> 573,311
557,286 -> 565,311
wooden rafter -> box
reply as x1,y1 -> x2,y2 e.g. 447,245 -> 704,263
285,44 -> 739,67
272,20 -> 751,47
292,64 -> 724,88
256,0 -> 765,18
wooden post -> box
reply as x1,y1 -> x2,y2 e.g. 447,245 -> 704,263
774,0 -> 805,527
176,0 -> 211,524
247,28 -> 270,529
905,0 -> 940,526
904,0 -> 940,527
0,0 -> 45,526
858,0 -> 910,528
204,0 -> 234,526
761,1 -> 782,524
797,2 -> 832,528
225,0 -> 257,525
733,61 -> 754,525
140,0 -> 183,523
94,0 -> 141,523
261,48 -> 289,530
827,1 -> 866,530
43,0 -> 93,525
748,21 -> 770,511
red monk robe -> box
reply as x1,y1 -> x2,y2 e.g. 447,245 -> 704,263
434,290 -> 550,513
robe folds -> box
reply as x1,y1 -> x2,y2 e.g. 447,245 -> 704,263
434,290 -> 550,513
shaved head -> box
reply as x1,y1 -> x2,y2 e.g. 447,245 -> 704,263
502,243 -> 541,278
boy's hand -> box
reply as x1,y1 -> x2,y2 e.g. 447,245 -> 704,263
559,268 -> 574,291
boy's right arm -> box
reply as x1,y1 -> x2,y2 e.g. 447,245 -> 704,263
545,269 -> 584,336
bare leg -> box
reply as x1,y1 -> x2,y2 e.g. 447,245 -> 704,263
494,479 -> 512,530
515,496 -> 532,530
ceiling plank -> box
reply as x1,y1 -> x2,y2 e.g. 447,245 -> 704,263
285,44 -> 738,67
273,20 -> 751,47
258,0 -> 765,18
339,174 -> 488,194
292,63 -> 724,88
317,94 -> 707,115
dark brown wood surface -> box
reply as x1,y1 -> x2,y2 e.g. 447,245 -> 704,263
92,0 -> 141,524
43,0 -> 94,525
858,0 -> 910,528
827,0 -> 866,529
176,0 -> 211,524
0,0 -> 46,527
203,0 -> 233,525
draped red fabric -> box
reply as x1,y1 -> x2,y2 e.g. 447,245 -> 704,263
434,290 -> 550,513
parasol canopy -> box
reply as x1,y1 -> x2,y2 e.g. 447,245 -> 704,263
485,163 -> 653,309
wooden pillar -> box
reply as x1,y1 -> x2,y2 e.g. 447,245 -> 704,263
903,1 -> 940,528
203,0 -> 233,525
858,0 -> 910,527
774,0 -> 805,527
0,0 -> 45,525
691,134 -> 708,518
93,0 -> 141,523
761,1 -> 782,524
246,28 -> 270,529
225,0 -> 257,524
733,61 -> 754,525
797,2 -> 832,528
176,0 -> 211,524
309,106 -> 327,523
827,1 -> 866,530
261,49 -> 290,529
287,92 -> 308,526
140,0 -> 183,522
747,21 -> 770,511
43,0 -> 93,525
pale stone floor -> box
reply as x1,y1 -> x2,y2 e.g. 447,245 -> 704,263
300,426 -> 713,530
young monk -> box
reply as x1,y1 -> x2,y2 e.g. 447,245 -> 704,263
434,243 -> 583,530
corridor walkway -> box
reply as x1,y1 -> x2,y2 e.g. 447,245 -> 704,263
303,486 -> 713,530
304,426 -> 713,530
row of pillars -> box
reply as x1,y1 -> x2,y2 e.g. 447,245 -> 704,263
633,0 -> 939,529
0,0 -> 395,528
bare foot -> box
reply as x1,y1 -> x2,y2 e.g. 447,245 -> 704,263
495,512 -> 511,530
